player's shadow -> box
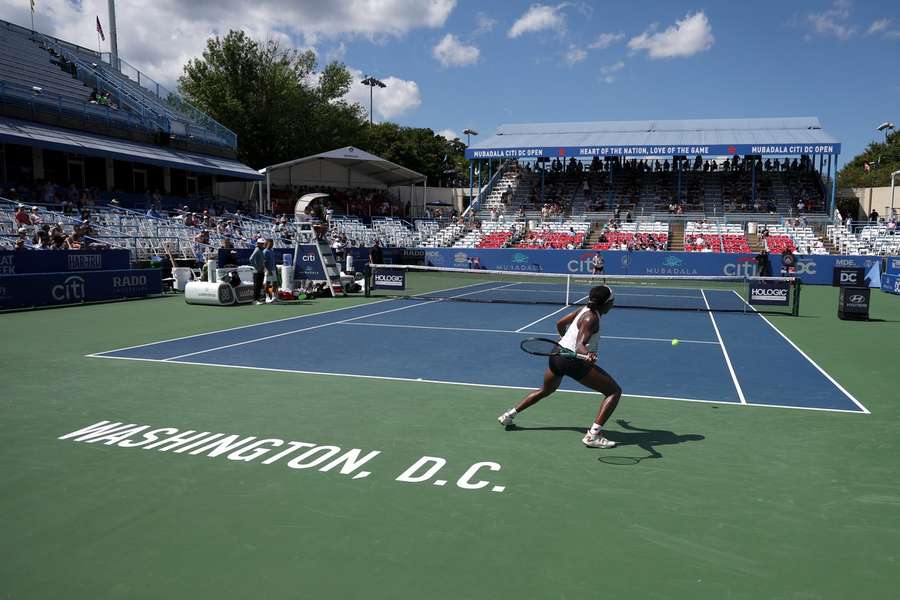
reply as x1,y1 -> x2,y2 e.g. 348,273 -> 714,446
507,419 -> 704,463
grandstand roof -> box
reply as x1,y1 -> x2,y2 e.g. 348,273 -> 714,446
465,116 -> 841,159
263,146 -> 425,187
0,117 -> 261,180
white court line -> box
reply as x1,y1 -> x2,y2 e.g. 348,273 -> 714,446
514,303 -> 578,333
341,321 -> 719,345
728,290 -> 870,414
85,354 -> 868,414
161,300 -> 440,361
159,282 -> 521,362
86,278 -> 498,358
701,289 -> 747,405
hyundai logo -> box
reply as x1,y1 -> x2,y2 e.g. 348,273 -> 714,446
849,295 -> 865,303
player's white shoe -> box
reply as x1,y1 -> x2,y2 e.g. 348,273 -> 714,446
498,412 -> 515,428
582,433 -> 616,448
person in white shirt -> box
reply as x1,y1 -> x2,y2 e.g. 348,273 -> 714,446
497,286 -> 622,448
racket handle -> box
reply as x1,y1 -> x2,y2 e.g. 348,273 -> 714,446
575,353 -> 592,361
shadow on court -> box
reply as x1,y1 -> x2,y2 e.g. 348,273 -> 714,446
508,419 -> 704,464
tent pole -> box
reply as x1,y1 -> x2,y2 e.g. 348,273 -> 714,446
266,169 -> 270,214
830,153 -> 838,216
468,161 -> 473,214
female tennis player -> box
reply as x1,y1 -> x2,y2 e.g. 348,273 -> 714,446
499,285 -> 622,448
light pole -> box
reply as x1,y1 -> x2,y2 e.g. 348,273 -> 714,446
361,76 -> 386,125
463,129 -> 478,211
876,122 -> 894,144
463,128 -> 478,148
891,169 -> 900,217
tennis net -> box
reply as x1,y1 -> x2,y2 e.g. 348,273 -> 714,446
365,264 -> 801,315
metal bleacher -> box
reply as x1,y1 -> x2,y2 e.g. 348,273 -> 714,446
0,18 -> 235,151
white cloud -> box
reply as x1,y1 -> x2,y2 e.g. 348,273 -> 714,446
588,32 -> 625,49
474,12 -> 497,35
628,11 -> 714,59
866,18 -> 891,35
599,60 -> 624,83
3,0 -> 455,86
508,3 -> 567,38
432,34 -> 480,67
436,129 -> 458,141
346,68 -> 421,121
563,45 -> 587,66
806,0 -> 856,40
326,41 -> 347,62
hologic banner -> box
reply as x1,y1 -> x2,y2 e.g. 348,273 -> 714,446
0,249 -> 131,275
0,269 -> 162,309
748,279 -> 791,305
372,268 -> 406,290
465,143 -> 841,160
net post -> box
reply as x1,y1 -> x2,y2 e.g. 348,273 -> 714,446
565,274 -> 571,305
792,277 -> 801,317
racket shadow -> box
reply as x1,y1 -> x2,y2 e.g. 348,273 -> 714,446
507,419 -> 705,464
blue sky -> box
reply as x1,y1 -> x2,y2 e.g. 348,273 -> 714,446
4,0 -> 897,163
324,0 -> 897,162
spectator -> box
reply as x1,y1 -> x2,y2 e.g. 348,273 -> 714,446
249,238 -> 266,305
869,209 -> 879,223
263,239 -> 279,303
14,204 -> 30,228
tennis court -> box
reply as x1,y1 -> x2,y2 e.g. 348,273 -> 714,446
3,279 -> 899,600
89,277 -> 866,414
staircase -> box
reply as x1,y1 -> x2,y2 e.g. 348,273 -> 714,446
585,222 -> 606,247
748,232 -> 764,253
669,221 -> 685,251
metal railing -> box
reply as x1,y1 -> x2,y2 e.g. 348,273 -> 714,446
2,19 -> 235,150
0,79 -> 158,134
100,53 -> 236,149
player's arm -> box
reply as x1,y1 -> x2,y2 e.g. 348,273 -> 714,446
575,312 -> 599,362
555,308 -> 582,336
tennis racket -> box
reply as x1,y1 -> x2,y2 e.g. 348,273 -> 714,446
520,337 -> 591,361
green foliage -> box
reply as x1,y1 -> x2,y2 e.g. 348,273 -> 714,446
179,31 -> 467,185
838,130 -> 900,189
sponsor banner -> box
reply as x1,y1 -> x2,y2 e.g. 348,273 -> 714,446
881,273 -> 900,296
886,257 -> 900,276
465,143 -> 841,160
749,279 -> 791,305
839,286 -> 870,316
0,269 -> 162,309
216,247 -> 328,280
0,249 -> 130,275
833,266 -> 865,287
337,247 -> 882,286
373,268 -> 406,290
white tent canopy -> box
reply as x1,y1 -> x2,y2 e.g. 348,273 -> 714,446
259,146 -> 427,212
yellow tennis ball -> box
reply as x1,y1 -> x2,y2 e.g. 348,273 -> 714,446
671,339 -> 680,346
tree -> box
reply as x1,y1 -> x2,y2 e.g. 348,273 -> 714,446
179,31 -> 468,185
837,129 -> 900,189
179,31 -> 364,169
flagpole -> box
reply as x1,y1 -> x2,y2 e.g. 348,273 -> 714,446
30,2 -> 35,40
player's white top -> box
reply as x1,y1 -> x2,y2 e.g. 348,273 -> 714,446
558,306 -> 599,358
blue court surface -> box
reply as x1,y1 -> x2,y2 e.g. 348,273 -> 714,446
88,286 -> 869,414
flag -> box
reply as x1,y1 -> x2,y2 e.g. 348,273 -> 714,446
96,16 -> 105,41
31,0 -> 35,12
